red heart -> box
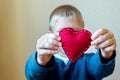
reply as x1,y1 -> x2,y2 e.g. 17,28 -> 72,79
59,28 -> 92,63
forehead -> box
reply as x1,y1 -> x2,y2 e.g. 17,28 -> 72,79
53,17 -> 83,32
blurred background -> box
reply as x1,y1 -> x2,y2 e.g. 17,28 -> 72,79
0,0 -> 120,80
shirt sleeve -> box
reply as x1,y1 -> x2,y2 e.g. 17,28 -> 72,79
25,51 -> 56,80
87,49 -> 116,79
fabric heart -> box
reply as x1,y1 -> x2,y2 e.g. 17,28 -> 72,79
59,28 -> 92,63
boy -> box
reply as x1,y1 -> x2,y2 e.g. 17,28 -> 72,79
25,5 -> 117,80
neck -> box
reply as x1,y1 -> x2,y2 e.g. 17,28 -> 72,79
54,50 -> 69,65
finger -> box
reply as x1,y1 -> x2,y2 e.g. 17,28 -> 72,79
49,33 -> 61,41
38,49 -> 58,55
102,44 -> 116,53
48,38 -> 61,47
42,42 -> 59,50
91,28 -> 108,40
97,37 -> 115,49
91,32 -> 113,45
37,39 -> 58,50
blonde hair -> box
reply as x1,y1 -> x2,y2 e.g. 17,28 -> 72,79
49,4 -> 84,30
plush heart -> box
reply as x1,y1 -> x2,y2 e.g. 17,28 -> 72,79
59,28 -> 92,63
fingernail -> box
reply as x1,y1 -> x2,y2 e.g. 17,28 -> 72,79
91,35 -> 94,40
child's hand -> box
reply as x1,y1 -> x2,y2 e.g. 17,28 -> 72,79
91,29 -> 117,59
36,32 -> 61,66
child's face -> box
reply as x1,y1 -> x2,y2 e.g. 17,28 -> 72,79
51,17 -> 84,55
51,17 -> 84,35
